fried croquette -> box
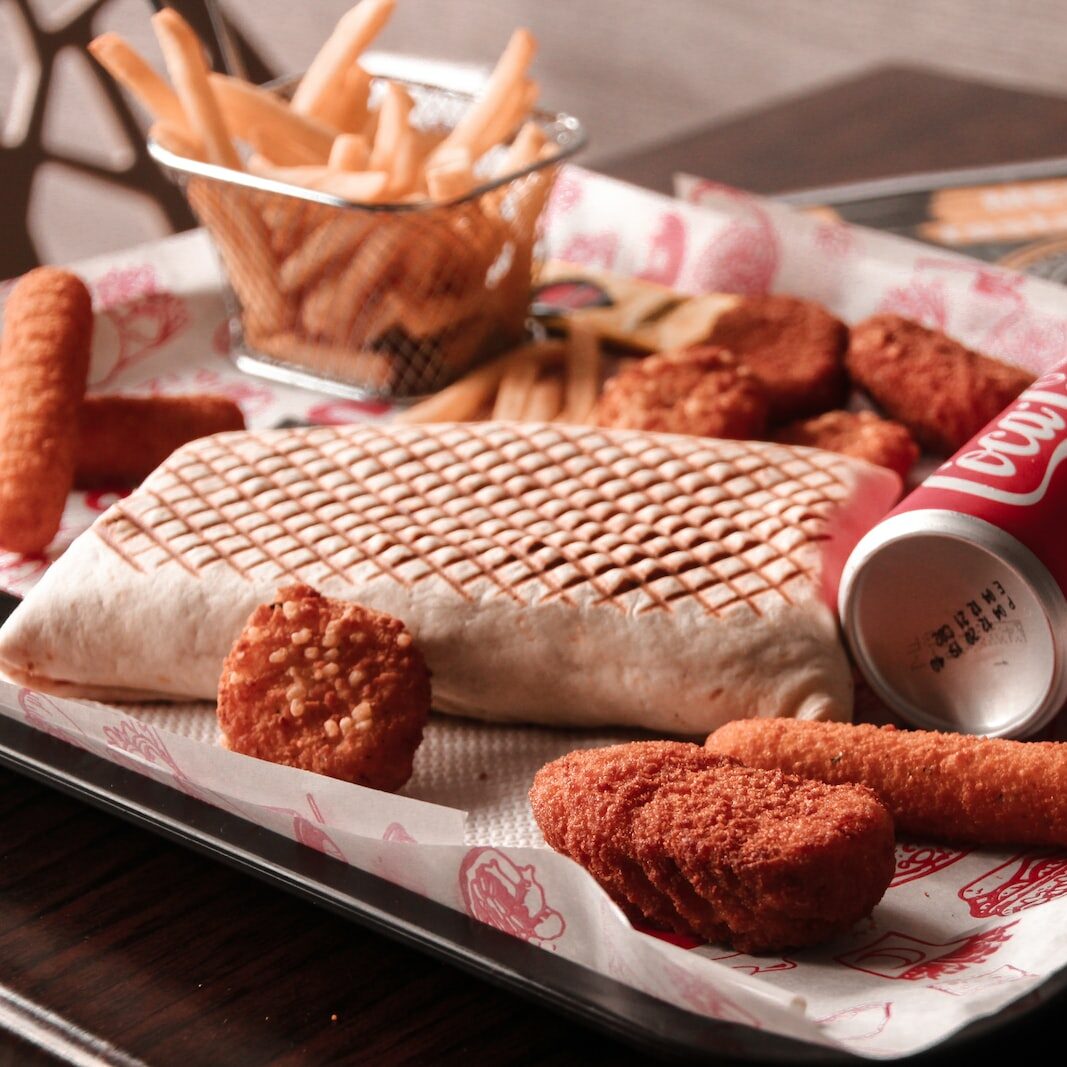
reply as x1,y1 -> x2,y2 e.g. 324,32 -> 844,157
703,294 -> 849,422
0,268 -> 93,554
530,741 -> 895,951
846,314 -> 1033,453
631,764 -> 894,952
706,719 -> 1067,846
76,394 -> 246,487
773,409 -> 919,481
592,345 -> 768,438
217,584 -> 429,791
530,741 -> 738,934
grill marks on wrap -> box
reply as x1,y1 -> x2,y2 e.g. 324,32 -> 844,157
94,423 -> 848,617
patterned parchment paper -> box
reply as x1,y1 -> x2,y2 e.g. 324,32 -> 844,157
3,166 -> 1067,1058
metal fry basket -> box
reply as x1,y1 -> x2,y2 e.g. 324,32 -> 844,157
149,75 -> 586,401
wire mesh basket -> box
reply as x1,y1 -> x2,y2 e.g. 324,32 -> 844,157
149,74 -> 585,401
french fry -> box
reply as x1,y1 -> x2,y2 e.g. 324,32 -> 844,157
474,78 -> 538,160
149,120 -> 204,161
314,170 -> 391,202
521,373 -> 564,422
369,82 -> 413,170
88,33 -> 193,137
328,132 -> 370,170
247,158 -> 390,202
426,148 -> 475,201
497,120 -> 548,176
492,356 -> 539,420
292,0 -> 396,120
278,213 -> 374,295
327,64 -> 373,134
246,326 -> 394,393
187,179 -> 290,334
559,325 -> 601,423
209,73 -> 335,164
394,349 -> 518,423
151,8 -> 240,170
429,28 -> 537,166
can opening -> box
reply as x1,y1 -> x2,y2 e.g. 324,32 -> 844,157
845,527 -> 1056,737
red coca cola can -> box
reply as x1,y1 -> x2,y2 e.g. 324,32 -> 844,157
839,359 -> 1067,737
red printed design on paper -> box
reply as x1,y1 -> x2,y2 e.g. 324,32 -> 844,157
816,1002 -> 892,1042
307,398 -> 392,423
961,853 -> 1067,917
813,220 -> 856,259
18,688 -> 89,751
268,793 -> 345,861
891,842 -> 972,887
102,717 -> 210,804
382,821 -> 417,844
877,277 -> 950,330
139,367 -> 275,419
637,211 -> 686,287
703,949 -> 797,976
458,847 -> 565,945
835,923 -> 1017,980
91,265 -> 190,385
559,232 -> 619,272
688,185 -> 779,296
930,963 -> 1039,997
659,958 -> 763,1028
543,170 -> 583,226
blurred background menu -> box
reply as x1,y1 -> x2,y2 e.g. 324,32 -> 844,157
7,0 -> 1067,275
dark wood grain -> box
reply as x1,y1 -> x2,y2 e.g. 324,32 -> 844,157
600,65 -> 1067,195
5,65 -> 1067,1066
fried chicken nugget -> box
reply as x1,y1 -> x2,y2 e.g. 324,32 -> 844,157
530,741 -> 735,933
218,584 -> 430,791
0,268 -> 93,554
592,345 -> 768,439
773,409 -> 919,481
530,742 -> 894,951
76,394 -> 245,487
706,719 -> 1067,846
846,314 -> 1033,453
631,764 -> 894,952
704,295 -> 849,422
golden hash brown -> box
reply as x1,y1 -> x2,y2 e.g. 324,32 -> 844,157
217,584 -> 430,791
530,741 -> 741,934
530,741 -> 894,952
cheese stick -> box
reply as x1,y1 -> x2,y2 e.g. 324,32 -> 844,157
706,719 -> 1067,847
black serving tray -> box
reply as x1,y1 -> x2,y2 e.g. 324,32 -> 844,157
2,588 -> 1067,1064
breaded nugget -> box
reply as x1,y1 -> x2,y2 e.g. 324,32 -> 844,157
846,314 -> 1033,453
631,764 -> 894,952
76,394 -> 246,487
217,584 -> 430,791
706,719 -> 1067,846
592,345 -> 768,438
0,268 -> 93,554
773,409 -> 918,481
704,295 -> 848,422
530,741 -> 736,933
530,742 -> 894,950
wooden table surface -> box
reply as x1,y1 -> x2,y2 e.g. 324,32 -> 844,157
5,66 -> 1067,1067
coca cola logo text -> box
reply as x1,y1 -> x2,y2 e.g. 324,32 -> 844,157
925,367 -> 1067,505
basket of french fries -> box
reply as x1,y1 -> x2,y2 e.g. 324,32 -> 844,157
90,2 -> 585,399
